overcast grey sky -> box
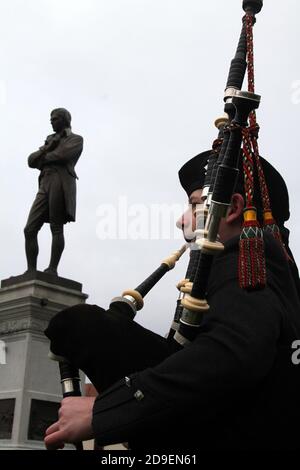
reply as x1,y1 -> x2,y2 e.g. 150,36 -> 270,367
0,0 -> 299,335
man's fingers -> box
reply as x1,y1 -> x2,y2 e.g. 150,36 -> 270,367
45,421 -> 60,436
44,430 -> 66,450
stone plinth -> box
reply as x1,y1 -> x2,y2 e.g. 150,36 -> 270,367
0,272 -> 88,450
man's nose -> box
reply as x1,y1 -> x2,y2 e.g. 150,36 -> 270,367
176,209 -> 192,230
176,214 -> 184,230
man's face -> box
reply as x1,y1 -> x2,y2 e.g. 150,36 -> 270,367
176,189 -> 203,242
50,113 -> 65,133
176,188 -> 244,244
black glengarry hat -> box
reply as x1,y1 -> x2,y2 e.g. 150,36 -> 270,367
179,151 -> 290,225
178,151 -> 211,197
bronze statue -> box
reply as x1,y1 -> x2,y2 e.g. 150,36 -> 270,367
24,108 -> 83,276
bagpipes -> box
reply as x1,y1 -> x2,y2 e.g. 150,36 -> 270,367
48,244 -> 188,449
49,0 -> 272,449
106,0 -> 266,346
172,0 -> 264,345
171,0 -> 286,346
110,244 -> 188,318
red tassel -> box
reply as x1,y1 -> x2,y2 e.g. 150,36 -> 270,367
239,210 -> 266,289
263,211 -> 291,261
264,221 -> 282,243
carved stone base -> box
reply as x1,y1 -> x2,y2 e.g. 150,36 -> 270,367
0,273 -> 87,450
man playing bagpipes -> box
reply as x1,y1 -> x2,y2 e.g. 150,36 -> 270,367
43,0 -> 300,451
44,149 -> 300,450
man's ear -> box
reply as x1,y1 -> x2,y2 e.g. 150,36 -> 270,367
226,193 -> 244,224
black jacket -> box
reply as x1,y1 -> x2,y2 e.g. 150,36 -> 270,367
92,234 -> 300,450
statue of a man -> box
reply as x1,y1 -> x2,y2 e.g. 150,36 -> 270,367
24,108 -> 83,276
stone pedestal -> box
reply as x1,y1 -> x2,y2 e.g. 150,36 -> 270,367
0,271 -> 88,450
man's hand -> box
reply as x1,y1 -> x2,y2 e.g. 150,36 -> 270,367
47,134 -> 61,150
39,135 -> 61,155
44,397 -> 96,450
39,145 -> 48,154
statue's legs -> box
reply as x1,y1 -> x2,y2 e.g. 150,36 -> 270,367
24,232 -> 39,271
24,171 -> 67,275
44,172 -> 67,276
24,189 -> 48,272
44,224 -> 65,275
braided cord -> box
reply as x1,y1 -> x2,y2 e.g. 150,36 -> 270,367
246,12 -> 289,258
245,13 -> 272,213
238,13 -> 266,290
242,127 -> 255,209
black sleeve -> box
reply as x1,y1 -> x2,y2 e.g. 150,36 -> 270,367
92,279 -> 282,447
